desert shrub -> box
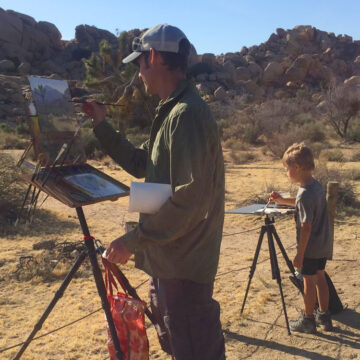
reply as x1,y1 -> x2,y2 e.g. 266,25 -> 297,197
299,122 -> 325,143
0,133 -> 29,149
265,131 -> 303,158
125,127 -> 149,147
0,154 -> 27,228
314,160 -> 359,209
309,142 -> 327,158
320,149 -> 345,162
350,151 -> 360,162
346,119 -> 360,142
0,123 -> 14,133
223,137 -> 247,151
15,122 -> 30,135
80,129 -> 104,159
343,169 -> 360,181
229,150 -> 255,164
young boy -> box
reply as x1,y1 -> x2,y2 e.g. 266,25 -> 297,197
270,143 -> 333,334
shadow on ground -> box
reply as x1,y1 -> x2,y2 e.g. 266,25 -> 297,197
224,329 -> 336,360
1,208 -> 79,238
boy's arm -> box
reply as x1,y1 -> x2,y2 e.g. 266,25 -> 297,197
270,191 -> 295,206
293,222 -> 312,268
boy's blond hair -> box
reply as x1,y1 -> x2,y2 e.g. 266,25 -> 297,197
282,143 -> 315,170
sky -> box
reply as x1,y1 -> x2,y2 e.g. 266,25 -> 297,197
1,0 -> 360,55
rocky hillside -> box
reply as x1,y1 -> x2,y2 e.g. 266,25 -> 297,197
1,7 -> 360,126
197,26 -> 360,101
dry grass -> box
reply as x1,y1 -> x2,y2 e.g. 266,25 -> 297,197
1,143 -> 359,360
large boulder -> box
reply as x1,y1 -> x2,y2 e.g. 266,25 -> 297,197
344,75 -> 360,87
285,54 -> 313,82
0,60 -> 16,72
200,53 -> 217,71
75,25 -> 118,52
235,66 -> 251,81
37,21 -> 62,48
262,61 -> 284,84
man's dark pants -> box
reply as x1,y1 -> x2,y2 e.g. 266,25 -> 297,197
149,277 -> 226,360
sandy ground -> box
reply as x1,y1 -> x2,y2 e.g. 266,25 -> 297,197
0,151 -> 359,359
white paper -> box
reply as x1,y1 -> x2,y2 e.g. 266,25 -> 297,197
129,182 -> 172,214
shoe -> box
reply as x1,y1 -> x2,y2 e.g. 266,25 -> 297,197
289,312 -> 316,334
314,308 -> 333,331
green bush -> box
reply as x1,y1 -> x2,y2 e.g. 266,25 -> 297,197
80,129 -> 104,159
0,123 -> 14,133
15,122 -> 30,135
299,123 -> 325,143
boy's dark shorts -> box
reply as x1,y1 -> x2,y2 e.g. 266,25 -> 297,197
302,257 -> 327,275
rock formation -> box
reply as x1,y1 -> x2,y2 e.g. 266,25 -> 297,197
1,8 -> 360,126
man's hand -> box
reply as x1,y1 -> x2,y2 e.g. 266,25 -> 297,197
105,237 -> 133,265
82,100 -> 106,127
293,252 -> 304,268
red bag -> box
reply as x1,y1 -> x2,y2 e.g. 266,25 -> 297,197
102,259 -> 149,360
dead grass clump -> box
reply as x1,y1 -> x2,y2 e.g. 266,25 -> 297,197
320,149 -> 345,162
229,150 -> 255,165
0,153 -> 27,230
0,132 -> 29,149
12,241 -> 90,282
350,151 -> 360,162
315,160 -> 359,209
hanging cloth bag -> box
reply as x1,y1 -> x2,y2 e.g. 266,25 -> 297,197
102,258 -> 149,360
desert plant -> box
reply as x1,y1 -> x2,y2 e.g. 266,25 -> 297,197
320,82 -> 360,139
314,159 -> 358,209
229,150 -> 255,164
350,151 -> 360,162
0,153 -> 27,228
320,149 -> 345,162
0,133 -> 29,149
0,123 -> 14,133
80,128 -> 104,159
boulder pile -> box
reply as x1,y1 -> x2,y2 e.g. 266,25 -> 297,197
1,7 -> 360,125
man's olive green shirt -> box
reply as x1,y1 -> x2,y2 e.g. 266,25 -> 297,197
94,80 -> 225,283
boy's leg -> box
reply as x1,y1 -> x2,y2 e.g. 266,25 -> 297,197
316,269 -> 329,311
314,261 -> 333,331
303,274 -> 317,316
289,258 -> 317,334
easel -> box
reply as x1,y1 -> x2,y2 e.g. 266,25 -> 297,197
240,214 -> 300,335
13,76 -> 152,359
14,207 -> 124,359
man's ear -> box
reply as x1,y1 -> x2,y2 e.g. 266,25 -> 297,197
149,48 -> 161,66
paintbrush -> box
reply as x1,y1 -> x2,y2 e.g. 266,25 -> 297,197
260,198 -> 272,215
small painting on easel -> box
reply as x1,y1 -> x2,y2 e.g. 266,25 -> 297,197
27,76 -> 85,164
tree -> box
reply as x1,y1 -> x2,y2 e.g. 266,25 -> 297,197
320,82 -> 360,139
82,31 -> 156,134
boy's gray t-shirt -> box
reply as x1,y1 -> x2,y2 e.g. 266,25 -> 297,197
296,179 -> 332,259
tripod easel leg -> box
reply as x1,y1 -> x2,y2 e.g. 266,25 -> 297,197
272,228 -> 304,295
267,225 -> 291,335
76,207 -> 123,360
241,226 -> 266,314
13,251 -> 87,359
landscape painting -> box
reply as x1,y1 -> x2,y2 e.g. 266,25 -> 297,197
28,76 -> 78,132
27,76 -> 85,163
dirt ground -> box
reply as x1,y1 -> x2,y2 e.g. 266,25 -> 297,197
0,149 -> 359,360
